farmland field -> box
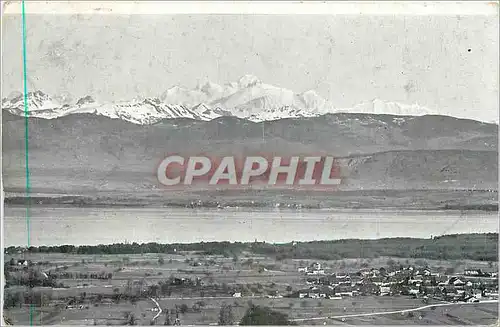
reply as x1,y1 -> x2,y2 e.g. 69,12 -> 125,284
4,248 -> 499,325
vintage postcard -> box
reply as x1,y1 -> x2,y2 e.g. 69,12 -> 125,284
1,1 -> 499,326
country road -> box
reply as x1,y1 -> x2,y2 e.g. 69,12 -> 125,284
291,299 -> 499,322
149,297 -> 162,322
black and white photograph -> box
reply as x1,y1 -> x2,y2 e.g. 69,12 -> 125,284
1,1 -> 499,325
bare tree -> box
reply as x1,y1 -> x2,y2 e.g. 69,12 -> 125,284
123,312 -> 138,325
163,309 -> 172,326
218,303 -> 234,325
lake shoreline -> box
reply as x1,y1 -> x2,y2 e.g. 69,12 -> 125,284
4,203 -> 499,212
4,205 -> 498,246
4,195 -> 498,212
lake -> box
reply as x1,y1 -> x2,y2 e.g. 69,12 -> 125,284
3,206 -> 498,246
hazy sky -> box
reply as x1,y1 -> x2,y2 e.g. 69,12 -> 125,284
2,14 -> 499,122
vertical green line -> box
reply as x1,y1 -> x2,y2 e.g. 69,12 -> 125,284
21,0 -> 34,325
21,0 -> 30,246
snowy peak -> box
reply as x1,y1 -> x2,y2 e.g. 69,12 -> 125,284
76,95 -> 96,106
198,81 -> 238,102
300,89 -> 321,100
214,83 -> 295,110
3,76 -> 475,124
298,90 -> 332,114
237,74 -> 262,88
156,75 -> 441,122
160,86 -> 207,107
156,75 -> 313,121
197,81 -> 222,95
77,97 -> 211,124
2,93 -> 212,124
2,91 -> 61,113
348,99 -> 435,117
192,103 -> 232,119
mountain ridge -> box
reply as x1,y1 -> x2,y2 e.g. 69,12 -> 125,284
5,75 -> 494,125
3,110 -> 498,208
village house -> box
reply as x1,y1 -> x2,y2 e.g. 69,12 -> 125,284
307,269 -> 325,276
464,269 -> 491,277
448,277 -> 466,287
408,277 -> 423,287
369,275 -> 386,286
298,267 -> 309,273
299,263 -> 499,303
380,285 -> 391,296
415,268 -> 432,277
409,288 -> 420,296
297,285 -> 346,299
334,273 -> 351,282
306,262 -> 325,275
306,277 -> 321,285
333,284 -> 356,294
17,259 -> 29,266
337,290 -> 358,297
312,262 -> 322,270
485,291 -> 499,299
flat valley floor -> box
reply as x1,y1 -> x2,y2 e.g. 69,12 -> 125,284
3,207 -> 499,325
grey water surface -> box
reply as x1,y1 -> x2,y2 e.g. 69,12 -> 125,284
4,206 -> 498,246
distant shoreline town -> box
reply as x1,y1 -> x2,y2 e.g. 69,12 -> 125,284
4,193 -> 498,211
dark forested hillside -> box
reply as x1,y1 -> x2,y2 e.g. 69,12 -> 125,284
5,233 -> 498,262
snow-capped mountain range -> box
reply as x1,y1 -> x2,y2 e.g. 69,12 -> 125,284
2,75 -> 444,125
